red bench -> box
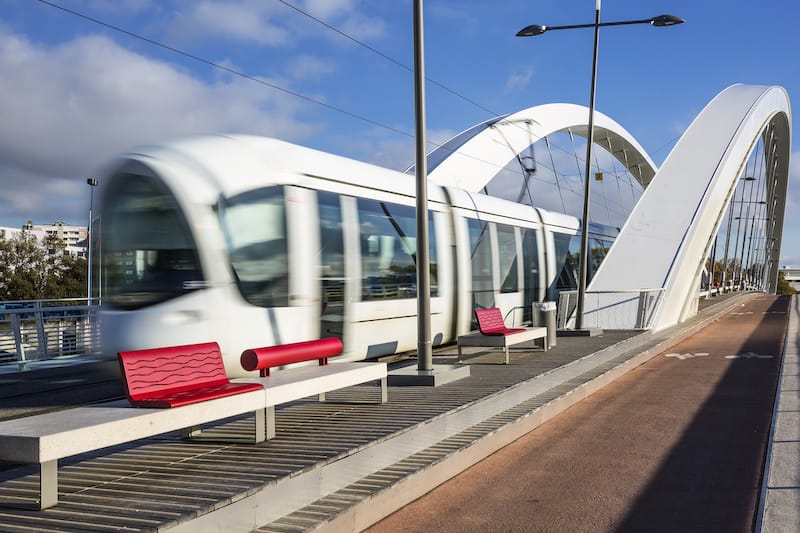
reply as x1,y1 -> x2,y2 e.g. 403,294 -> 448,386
235,337 -> 388,439
457,308 -> 548,364
118,341 -> 263,408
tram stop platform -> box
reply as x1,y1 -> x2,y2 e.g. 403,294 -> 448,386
0,291 -> 794,532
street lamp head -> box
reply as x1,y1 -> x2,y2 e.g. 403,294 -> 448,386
650,14 -> 685,27
516,24 -> 547,37
87,178 -> 98,186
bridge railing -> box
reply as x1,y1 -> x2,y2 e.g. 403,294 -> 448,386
557,289 -> 666,330
0,299 -> 101,370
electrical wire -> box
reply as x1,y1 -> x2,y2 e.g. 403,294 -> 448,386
276,0 -> 503,119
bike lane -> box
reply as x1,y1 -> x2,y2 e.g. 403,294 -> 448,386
366,295 -> 788,533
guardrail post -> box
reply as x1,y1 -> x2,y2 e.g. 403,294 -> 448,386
10,314 -> 27,370
636,291 -> 648,329
34,301 -> 49,360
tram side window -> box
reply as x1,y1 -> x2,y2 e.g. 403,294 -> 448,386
497,224 -> 518,293
521,228 -> 540,293
219,187 -> 289,308
522,227 -> 541,322
317,191 -> 345,303
468,218 -> 494,315
357,199 -> 437,300
553,232 -> 576,292
103,173 -> 203,310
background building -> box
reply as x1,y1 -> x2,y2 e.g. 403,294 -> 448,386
1,221 -> 88,258
779,267 -> 800,292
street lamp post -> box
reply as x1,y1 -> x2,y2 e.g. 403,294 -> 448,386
86,178 -> 98,303
517,4 -> 683,330
387,0 -> 470,386
413,0 -> 432,372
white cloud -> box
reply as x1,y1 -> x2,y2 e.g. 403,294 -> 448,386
504,66 -> 533,93
87,0 -> 155,14
0,28 -> 319,227
165,0 -> 385,48
286,54 -> 336,81
302,0 -> 386,42
169,1 -> 289,46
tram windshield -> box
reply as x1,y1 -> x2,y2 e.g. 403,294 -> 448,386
218,186 -> 288,308
103,174 -> 204,310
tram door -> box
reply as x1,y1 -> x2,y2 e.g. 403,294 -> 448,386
468,218 -> 494,329
318,192 -> 347,343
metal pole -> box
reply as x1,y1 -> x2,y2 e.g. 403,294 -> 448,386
575,0 -> 600,331
731,181 -> 747,289
708,235 -> 717,296
721,198 -> 734,291
413,0 -> 432,371
86,178 -> 97,303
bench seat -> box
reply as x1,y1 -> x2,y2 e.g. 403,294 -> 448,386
457,326 -> 548,363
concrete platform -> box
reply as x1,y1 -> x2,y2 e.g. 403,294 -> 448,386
0,292 -> 782,532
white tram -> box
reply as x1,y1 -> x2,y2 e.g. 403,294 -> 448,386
98,135 -> 600,377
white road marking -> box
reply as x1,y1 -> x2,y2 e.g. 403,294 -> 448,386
665,352 -> 709,360
725,352 -> 773,359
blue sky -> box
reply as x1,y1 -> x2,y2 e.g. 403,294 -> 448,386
1,0 -> 798,265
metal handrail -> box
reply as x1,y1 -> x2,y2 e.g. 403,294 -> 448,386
0,299 -> 101,370
557,288 -> 666,330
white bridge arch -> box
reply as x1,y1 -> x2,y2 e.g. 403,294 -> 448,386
589,84 -> 790,330
424,102 -> 658,192
426,85 -> 790,331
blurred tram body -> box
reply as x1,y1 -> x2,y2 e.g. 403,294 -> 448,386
98,135 -> 614,377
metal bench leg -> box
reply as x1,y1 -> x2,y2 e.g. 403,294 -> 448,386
265,406 -> 276,440
180,425 -> 202,439
318,392 -> 326,402
40,460 -> 58,510
254,408 -> 266,443
504,345 -> 509,365
457,344 -> 462,363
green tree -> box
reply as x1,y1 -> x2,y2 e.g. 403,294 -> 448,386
0,231 -> 87,300
776,271 -> 796,295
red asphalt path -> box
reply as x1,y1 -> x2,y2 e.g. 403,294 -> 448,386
366,295 -> 788,533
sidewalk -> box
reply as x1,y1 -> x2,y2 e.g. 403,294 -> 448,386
758,294 -> 800,532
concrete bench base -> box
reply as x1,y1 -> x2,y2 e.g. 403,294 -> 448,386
457,327 -> 548,364
0,390 -> 265,509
